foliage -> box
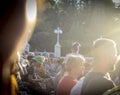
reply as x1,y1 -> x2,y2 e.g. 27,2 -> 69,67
30,0 -> 120,56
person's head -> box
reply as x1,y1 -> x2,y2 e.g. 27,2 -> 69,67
32,56 -> 45,67
64,55 -> 85,78
52,57 -> 59,64
32,56 -> 45,73
27,52 -> 35,64
43,52 -> 49,58
71,42 -> 81,54
91,38 -> 117,73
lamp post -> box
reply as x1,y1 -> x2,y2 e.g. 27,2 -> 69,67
54,27 -> 62,57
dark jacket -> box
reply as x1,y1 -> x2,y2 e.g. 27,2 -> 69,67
81,71 -> 115,95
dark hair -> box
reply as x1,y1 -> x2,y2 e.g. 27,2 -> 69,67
92,37 -> 117,56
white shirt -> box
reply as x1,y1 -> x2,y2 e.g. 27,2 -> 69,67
70,77 -> 85,95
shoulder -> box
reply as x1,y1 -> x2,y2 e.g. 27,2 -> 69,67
86,73 -> 114,87
70,77 -> 85,95
82,74 -> 114,95
103,86 -> 120,95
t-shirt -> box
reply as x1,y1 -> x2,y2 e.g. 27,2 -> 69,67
81,71 -> 115,95
57,75 -> 78,95
70,77 -> 85,95
66,53 -> 85,60
70,71 -> 115,95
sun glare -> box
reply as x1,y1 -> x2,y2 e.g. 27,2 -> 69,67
26,0 -> 37,22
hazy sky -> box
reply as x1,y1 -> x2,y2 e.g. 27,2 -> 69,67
113,0 -> 120,3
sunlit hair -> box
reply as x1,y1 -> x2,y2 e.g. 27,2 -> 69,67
64,55 -> 85,72
92,37 -> 117,57
93,38 -> 116,48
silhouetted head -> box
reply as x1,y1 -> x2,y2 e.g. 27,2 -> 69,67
71,42 -> 81,54
91,38 -> 117,73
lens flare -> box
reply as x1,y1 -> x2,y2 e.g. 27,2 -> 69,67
26,0 -> 37,22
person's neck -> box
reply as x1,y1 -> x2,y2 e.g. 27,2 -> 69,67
67,72 -> 78,79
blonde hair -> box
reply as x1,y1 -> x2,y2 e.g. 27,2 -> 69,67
64,55 -> 85,72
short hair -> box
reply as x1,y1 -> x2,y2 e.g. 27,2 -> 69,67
64,55 -> 85,72
92,38 -> 117,56
93,38 -> 116,49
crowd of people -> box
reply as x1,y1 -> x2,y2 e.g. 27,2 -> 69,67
9,39 -> 120,95
1,1 -> 120,95
11,51 -> 62,95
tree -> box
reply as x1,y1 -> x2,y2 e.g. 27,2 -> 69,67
30,0 -> 120,56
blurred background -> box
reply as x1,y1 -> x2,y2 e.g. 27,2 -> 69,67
28,0 -> 120,56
